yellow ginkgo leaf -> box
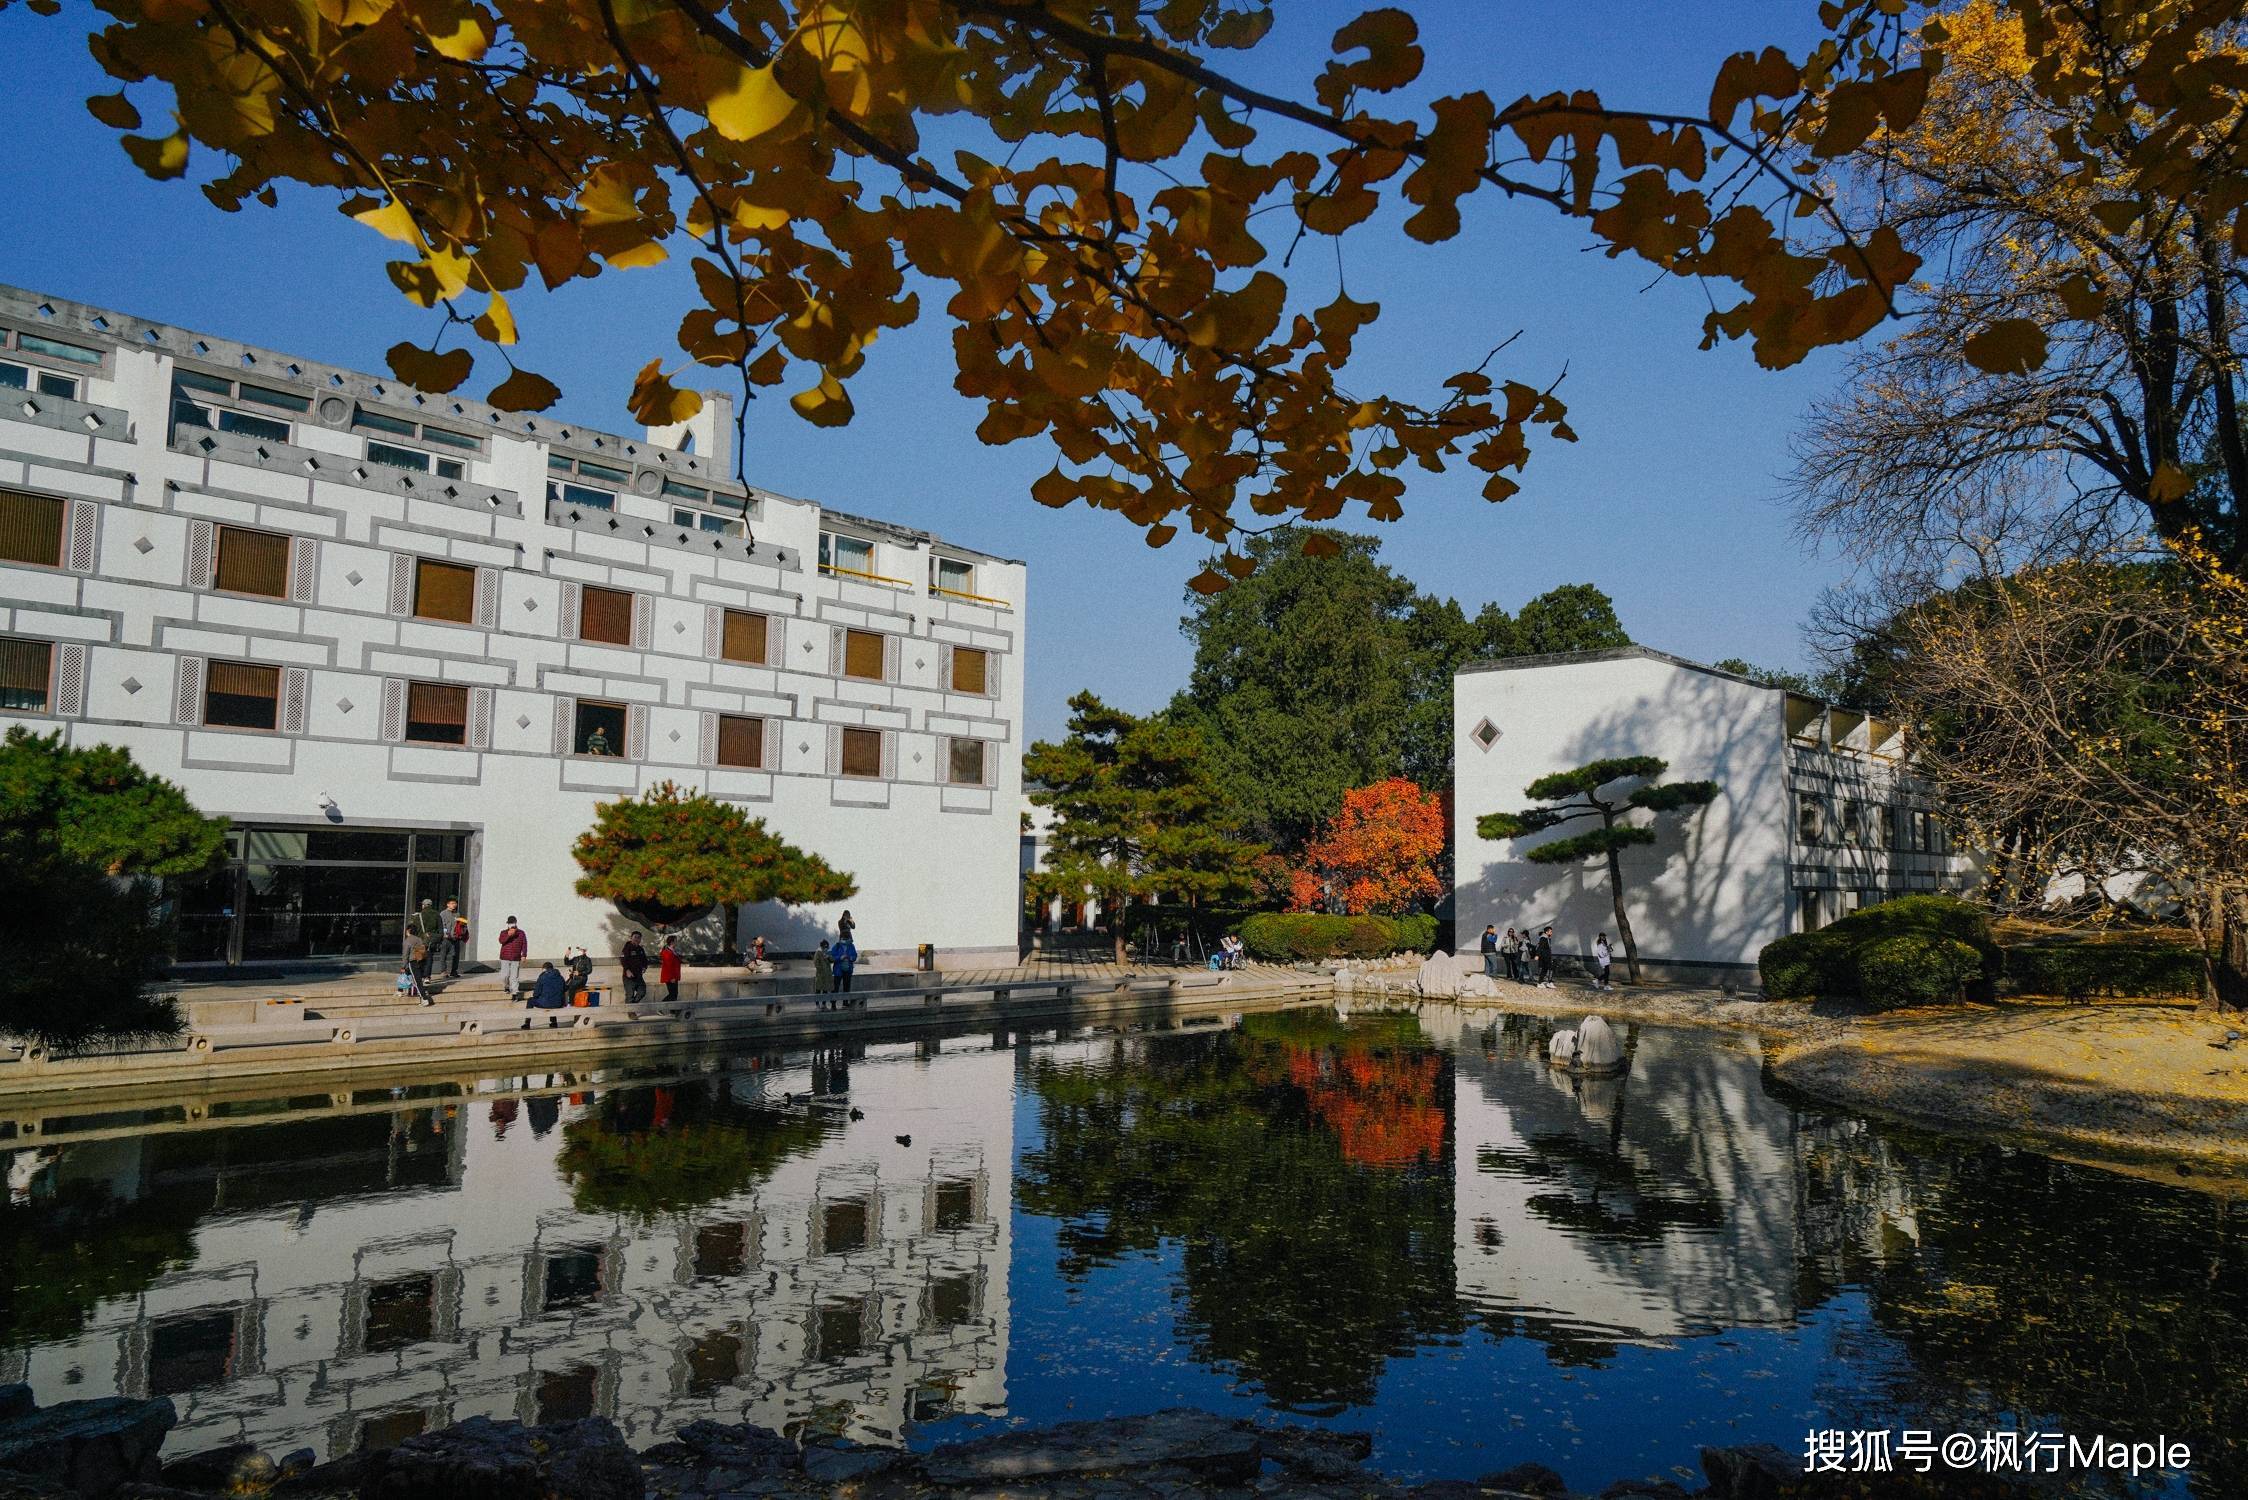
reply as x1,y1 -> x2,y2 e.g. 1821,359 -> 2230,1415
472,292 -> 517,345
708,62 -> 801,143
789,372 -> 856,428
353,196 -> 424,247
121,130 -> 188,181
627,357 -> 704,426
605,241 -> 669,270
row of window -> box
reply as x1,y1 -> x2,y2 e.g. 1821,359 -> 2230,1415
817,532 -> 986,600
0,326 -> 99,401
1796,793 -> 1952,854
1,631 -> 996,783
0,496 -> 1002,694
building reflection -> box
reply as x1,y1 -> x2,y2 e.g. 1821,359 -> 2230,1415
0,1038 -> 1014,1461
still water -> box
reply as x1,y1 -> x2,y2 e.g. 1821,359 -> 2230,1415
0,1006 -> 2239,1495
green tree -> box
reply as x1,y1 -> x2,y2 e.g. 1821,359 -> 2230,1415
1477,756 -> 1717,984
558,1077 -> 835,1220
571,780 -> 854,958
1172,528 -> 1627,849
1024,692 -> 1262,964
0,730 -> 227,1051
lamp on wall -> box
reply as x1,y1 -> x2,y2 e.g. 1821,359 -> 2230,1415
317,791 -> 342,823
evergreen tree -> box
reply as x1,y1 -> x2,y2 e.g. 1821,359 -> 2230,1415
1024,693 -> 1263,963
1477,757 -> 1717,984
571,781 -> 854,957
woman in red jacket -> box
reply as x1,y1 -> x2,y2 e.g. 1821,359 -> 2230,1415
658,934 -> 683,1003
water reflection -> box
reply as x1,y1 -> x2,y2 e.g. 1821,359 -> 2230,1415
0,1007 -> 2238,1495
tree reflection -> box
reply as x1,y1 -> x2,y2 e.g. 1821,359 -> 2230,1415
557,1078 -> 834,1221
0,1181 -> 201,1345
1795,1117 -> 2248,1499
1016,1011 -> 1458,1410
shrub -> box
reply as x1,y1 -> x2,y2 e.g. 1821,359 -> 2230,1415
2005,937 -> 2205,1000
1758,930 -> 1854,1000
1238,912 -> 1433,962
1829,894 -> 2003,980
1854,934 -> 1986,1009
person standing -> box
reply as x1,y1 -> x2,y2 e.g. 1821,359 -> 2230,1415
832,934 -> 858,996
837,910 -> 856,946
620,932 -> 649,1005
1501,927 -> 1521,983
659,934 -> 683,1003
496,916 -> 528,997
1478,924 -> 1500,979
813,939 -> 833,998
1593,933 -> 1614,991
441,897 -> 469,980
407,899 -> 442,996
1535,926 -> 1555,988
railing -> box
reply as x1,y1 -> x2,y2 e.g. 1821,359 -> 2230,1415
818,562 -> 915,589
930,584 -> 1012,609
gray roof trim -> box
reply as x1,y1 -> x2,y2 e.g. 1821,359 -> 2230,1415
1456,643 -> 1894,716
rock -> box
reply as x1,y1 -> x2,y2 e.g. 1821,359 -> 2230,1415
160,1442 -> 278,1495
360,1416 -> 642,1500
268,1452 -> 367,1500
1416,952 -> 1462,999
0,1395 -> 178,1496
1480,1461 -> 1569,1495
800,1440 -> 904,1486
1548,1029 -> 1578,1066
1259,1427 -> 1374,1481
0,1387 -> 33,1423
1600,1481 -> 1692,1499
1575,1015 -> 1625,1073
276,1451 -> 316,1481
0,1472 -> 74,1499
667,1421 -> 797,1470
113,1486 -> 212,1500
919,1408 -> 1262,1488
1458,972 -> 1499,999
1700,1444 -> 1806,1499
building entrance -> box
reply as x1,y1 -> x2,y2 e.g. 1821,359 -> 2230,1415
169,825 -> 473,966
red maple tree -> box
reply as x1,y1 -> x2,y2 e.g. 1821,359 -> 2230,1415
1290,778 -> 1448,916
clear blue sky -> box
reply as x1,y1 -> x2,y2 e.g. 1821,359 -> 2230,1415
0,2 -> 1854,743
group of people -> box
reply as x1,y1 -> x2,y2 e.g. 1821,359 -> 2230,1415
1477,924 -> 1616,991
402,904 -> 866,1022
1211,933 -> 1246,969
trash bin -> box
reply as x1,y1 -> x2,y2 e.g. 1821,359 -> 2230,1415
917,943 -> 936,973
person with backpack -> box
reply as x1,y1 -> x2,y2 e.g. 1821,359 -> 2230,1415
659,934 -> 683,1003
1535,926 -> 1556,988
496,916 -> 528,997
1478,924 -> 1500,978
440,897 -> 469,980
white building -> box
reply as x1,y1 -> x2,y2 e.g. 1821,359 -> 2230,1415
1452,647 -> 1973,985
0,286 -> 1025,970
0,1038 -> 1014,1458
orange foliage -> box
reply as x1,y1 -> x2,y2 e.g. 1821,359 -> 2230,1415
1283,1045 -> 1447,1168
1291,777 -> 1447,915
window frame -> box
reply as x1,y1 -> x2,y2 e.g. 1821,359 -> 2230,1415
203,658 -> 283,733
0,360 -> 76,399
403,680 -> 470,746
946,736 -> 991,787
0,635 -> 54,714
577,584 -> 635,646
412,558 -> 478,624
950,645 -> 992,696
211,524 -> 293,600
570,699 -> 629,759
819,532 -> 876,577
715,713 -> 765,770
0,489 -> 67,570
719,608 -> 769,666
837,726 -> 885,780
840,627 -> 887,682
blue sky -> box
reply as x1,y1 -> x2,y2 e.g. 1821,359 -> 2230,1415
0,2 -> 1856,743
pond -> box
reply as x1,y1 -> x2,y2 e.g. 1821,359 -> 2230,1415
0,1004 -> 2239,1496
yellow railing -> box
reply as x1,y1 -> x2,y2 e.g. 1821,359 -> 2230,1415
931,584 -> 1013,609
819,562 -> 915,589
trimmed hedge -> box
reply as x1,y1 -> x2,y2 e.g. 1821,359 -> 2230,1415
1757,893 -> 2207,1005
1238,912 -> 1437,962
2006,937 -> 2204,1000
1856,934 -> 1986,1009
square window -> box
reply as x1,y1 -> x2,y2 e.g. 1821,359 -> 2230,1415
1796,794 -> 1824,845
1469,717 -> 1501,750
693,1223 -> 748,1280
950,646 -> 989,695
720,609 -> 767,665
716,714 -> 763,769
932,1178 -> 975,1231
820,533 -> 873,576
579,585 -> 634,645
215,525 -> 291,598
816,1296 -> 868,1360
684,1329 -> 744,1396
822,1198 -> 870,1254
367,440 -> 432,474
0,637 -> 52,712
534,1365 -> 598,1422
405,681 -> 468,744
839,727 -> 883,779
573,700 -> 627,758
217,409 -> 291,443
205,660 -> 280,731
362,1275 -> 436,1353
947,738 -> 988,787
148,1309 -> 235,1396
541,1250 -> 603,1311
842,628 -> 885,681
0,490 -> 64,568
923,1274 -> 975,1330
0,361 -> 25,389
35,371 -> 75,399
932,556 -> 974,596
414,558 -> 477,623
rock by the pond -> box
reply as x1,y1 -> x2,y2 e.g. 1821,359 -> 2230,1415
0,1389 -> 32,1424
1576,1015 -> 1625,1073
158,1444 -> 277,1496
1549,1028 -> 1579,1065
1258,1426 -> 1373,1481
0,1396 -> 177,1496
1458,971 -> 1500,999
921,1407 -> 1263,1487
1481,1461 -> 1570,1495
1416,951 -> 1462,999
358,1415 -> 643,1500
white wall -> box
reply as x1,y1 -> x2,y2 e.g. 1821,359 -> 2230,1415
1452,653 -> 1791,975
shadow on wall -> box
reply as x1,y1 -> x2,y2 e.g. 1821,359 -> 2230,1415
578,903 -> 837,959
1459,670 -> 1784,970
